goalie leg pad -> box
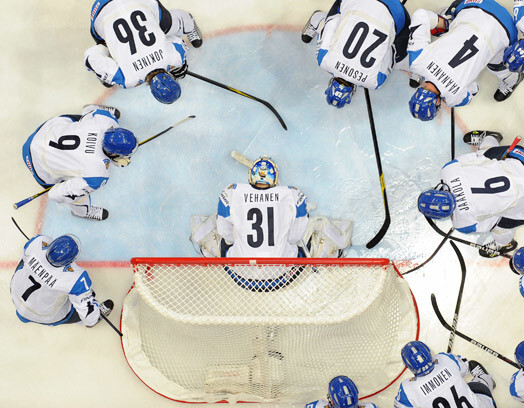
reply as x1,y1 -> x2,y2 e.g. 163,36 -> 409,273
190,215 -> 222,257
302,216 -> 353,258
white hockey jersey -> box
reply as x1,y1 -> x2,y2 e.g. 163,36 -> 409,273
409,0 -> 517,107
87,0 -> 186,88
216,183 -> 309,260
318,0 -> 407,89
440,150 -> 524,234
515,0 -> 524,33
306,398 -> 379,408
22,109 -> 116,190
10,235 -> 100,326
510,369 -> 524,402
394,353 -> 495,408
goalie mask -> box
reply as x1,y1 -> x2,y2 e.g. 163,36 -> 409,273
249,156 -> 278,189
103,127 -> 138,167
46,235 -> 81,267
328,376 -> 359,408
401,341 -> 435,377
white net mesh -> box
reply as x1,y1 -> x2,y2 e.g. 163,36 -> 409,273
122,258 -> 418,403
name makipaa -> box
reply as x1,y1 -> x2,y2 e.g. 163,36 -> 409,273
244,192 -> 280,203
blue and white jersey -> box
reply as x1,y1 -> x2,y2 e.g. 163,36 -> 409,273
10,236 -> 100,326
515,0 -> 524,33
394,353 -> 494,408
216,183 -> 308,260
305,399 -> 379,408
86,0 -> 186,88
510,368 -> 524,402
408,0 -> 517,107
440,149 -> 524,234
22,109 -> 115,189
318,0 -> 407,89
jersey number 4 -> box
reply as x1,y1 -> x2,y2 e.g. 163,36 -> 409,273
113,10 -> 156,55
342,22 -> 387,69
448,35 -> 479,68
247,207 -> 275,248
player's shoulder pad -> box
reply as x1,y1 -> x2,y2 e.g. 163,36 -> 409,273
227,183 -> 237,190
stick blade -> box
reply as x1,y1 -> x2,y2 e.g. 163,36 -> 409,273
365,214 -> 390,248
231,151 -> 254,168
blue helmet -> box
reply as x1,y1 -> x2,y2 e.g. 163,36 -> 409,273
328,376 -> 359,408
46,235 -> 81,267
249,156 -> 279,189
418,189 -> 456,219
401,341 -> 435,377
325,77 -> 356,108
409,88 -> 441,121
504,40 -> 524,73
515,341 -> 524,368
150,71 -> 181,104
510,247 -> 524,275
103,128 -> 138,167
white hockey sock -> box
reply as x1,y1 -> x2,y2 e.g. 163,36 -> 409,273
168,9 -> 194,36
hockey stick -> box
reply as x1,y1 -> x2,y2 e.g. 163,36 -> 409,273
11,218 -> 123,336
425,216 -> 512,259
11,217 -> 30,240
401,228 -> 454,276
364,89 -> 391,248
431,294 -> 519,368
447,240 -> 466,352
502,136 -> 522,159
231,150 -> 317,212
186,71 -> 288,130
13,115 -> 195,210
451,108 -> 455,159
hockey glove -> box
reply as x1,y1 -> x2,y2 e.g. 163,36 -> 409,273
430,15 -> 449,37
171,61 -> 188,80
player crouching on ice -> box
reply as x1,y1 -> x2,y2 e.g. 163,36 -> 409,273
395,341 -> 497,408
189,156 -> 353,291
510,341 -> 524,402
22,104 -> 138,221
407,0 -> 523,122
305,375 -> 379,408
302,0 -> 411,109
418,130 -> 524,258
10,234 -> 113,327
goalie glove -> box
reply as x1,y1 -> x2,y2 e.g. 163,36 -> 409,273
170,61 -> 188,80
430,15 -> 449,37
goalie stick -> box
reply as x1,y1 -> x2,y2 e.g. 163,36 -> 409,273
431,294 -> 519,368
10,217 -> 123,336
231,151 -> 317,212
13,115 -> 196,210
364,89 -> 390,248
186,71 -> 287,130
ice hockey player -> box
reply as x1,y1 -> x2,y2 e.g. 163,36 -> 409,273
510,341 -> 524,402
85,0 -> 203,104
408,0 -> 522,121
418,130 -> 524,257
305,375 -> 379,408
504,0 -> 524,73
22,104 -> 138,221
301,0 -> 411,108
395,341 -> 497,408
509,247 -> 524,298
10,234 -> 113,327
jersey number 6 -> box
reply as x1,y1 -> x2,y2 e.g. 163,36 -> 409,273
113,10 -> 156,55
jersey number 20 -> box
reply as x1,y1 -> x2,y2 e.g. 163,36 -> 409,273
342,22 -> 387,68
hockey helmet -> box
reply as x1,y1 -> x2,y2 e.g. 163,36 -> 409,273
504,39 -> 524,73
46,235 -> 81,267
510,247 -> 524,275
409,87 -> 441,121
418,188 -> 456,219
401,341 -> 435,377
103,127 -> 138,167
149,71 -> 181,104
328,376 -> 359,408
325,77 -> 356,108
515,341 -> 524,368
249,156 -> 279,189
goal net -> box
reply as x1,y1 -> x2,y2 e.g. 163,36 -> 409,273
122,258 -> 419,403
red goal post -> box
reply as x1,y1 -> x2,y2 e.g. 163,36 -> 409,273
122,257 -> 419,403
